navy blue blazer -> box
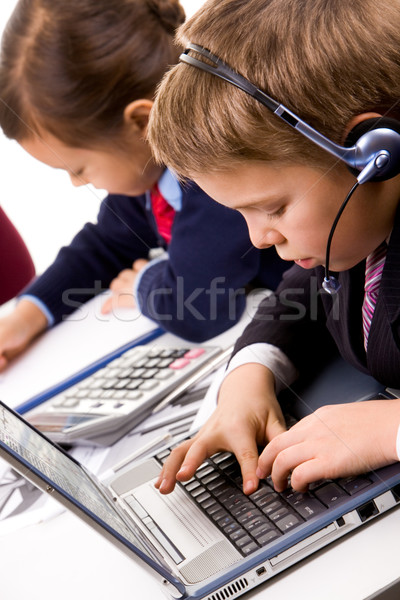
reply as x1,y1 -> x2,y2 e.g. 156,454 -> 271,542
233,202 -> 400,388
24,181 -> 288,342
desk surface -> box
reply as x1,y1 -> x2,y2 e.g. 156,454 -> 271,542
1,504 -> 399,600
0,297 -> 398,600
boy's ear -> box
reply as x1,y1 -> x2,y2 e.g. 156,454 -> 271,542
123,99 -> 154,134
342,112 -> 381,144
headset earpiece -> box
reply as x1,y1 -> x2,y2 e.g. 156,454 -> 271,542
344,117 -> 400,182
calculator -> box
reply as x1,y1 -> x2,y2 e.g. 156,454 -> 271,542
26,344 -> 222,446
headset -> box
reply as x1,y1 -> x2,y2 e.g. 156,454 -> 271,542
180,43 -> 400,293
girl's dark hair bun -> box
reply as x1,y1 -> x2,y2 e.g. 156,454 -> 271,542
146,0 -> 185,34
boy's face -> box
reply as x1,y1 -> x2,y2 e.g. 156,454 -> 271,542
194,162 -> 396,272
20,130 -> 162,196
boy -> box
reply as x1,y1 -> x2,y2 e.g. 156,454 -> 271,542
147,0 -> 400,495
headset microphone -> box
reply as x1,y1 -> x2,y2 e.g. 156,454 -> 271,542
180,44 -> 400,293
321,182 -> 359,294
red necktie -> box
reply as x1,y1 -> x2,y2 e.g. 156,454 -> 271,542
362,242 -> 387,350
150,184 -> 176,245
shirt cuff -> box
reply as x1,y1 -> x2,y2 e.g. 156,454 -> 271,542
396,425 -> 400,461
226,343 -> 298,395
133,253 -> 169,302
18,294 -> 54,328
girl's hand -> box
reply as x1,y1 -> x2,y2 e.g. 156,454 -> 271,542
0,299 -> 48,370
101,259 -> 148,314
155,363 -> 287,495
257,399 -> 400,492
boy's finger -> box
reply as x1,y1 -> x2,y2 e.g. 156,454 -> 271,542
265,405 -> 287,441
175,439 -> 210,481
232,439 -> 260,495
155,440 -> 194,494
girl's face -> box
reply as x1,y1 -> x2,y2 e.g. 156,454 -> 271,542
194,162 -> 399,271
20,129 -> 163,196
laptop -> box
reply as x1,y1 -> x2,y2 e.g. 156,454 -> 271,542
1,395 -> 400,600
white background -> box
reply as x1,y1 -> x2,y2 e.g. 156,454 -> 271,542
0,0 -> 205,275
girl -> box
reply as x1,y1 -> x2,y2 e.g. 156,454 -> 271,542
0,0 -> 287,369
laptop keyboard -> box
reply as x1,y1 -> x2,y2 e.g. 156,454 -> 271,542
156,449 -> 373,557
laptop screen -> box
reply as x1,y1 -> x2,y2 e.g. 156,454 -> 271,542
0,402 -> 173,579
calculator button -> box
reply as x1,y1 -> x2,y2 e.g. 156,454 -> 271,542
138,380 -> 159,391
169,358 -> 191,369
60,397 -> 81,408
144,358 -> 161,368
154,370 -> 174,380
89,379 -> 106,389
141,368 -> 159,379
114,379 -> 130,389
125,391 -> 143,400
125,380 -> 142,390
184,348 -> 205,359
102,379 -> 118,389
157,358 -> 174,368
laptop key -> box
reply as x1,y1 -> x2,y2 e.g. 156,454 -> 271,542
209,479 -> 228,495
291,497 -> 325,520
253,491 -> 280,509
202,472 -> 220,485
211,508 -> 229,522
190,486 -> 206,498
257,529 -> 281,545
237,508 -> 264,525
314,483 -> 348,507
229,527 -> 248,541
275,513 -> 302,532
249,485 -> 273,501
252,522 -> 276,538
242,516 -> 270,533
338,476 -> 372,495
269,507 -> 290,523
224,521 -> 240,535
261,500 -> 285,515
231,502 -> 254,518
198,496 -> 217,509
218,515 -> 235,529
236,534 -> 254,548
241,541 -> 259,556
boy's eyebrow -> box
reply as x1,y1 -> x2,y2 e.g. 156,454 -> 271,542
230,196 -> 286,211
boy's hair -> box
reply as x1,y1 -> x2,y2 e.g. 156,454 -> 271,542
149,0 -> 400,177
0,0 -> 185,147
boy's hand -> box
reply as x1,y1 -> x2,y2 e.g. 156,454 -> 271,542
257,399 -> 400,492
155,363 -> 287,495
0,299 -> 48,371
101,259 -> 148,314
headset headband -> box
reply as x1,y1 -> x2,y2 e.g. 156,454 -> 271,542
180,43 -> 400,184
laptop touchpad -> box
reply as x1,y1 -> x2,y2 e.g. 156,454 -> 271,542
132,481 -> 240,582
110,458 -> 161,495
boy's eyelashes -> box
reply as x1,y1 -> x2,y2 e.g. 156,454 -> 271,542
258,205 -> 285,219
265,206 -> 285,218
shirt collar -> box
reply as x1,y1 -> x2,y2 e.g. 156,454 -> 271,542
157,168 -> 182,211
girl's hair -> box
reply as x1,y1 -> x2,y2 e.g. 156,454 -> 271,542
149,0 -> 400,177
0,0 -> 185,147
